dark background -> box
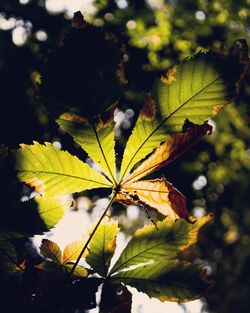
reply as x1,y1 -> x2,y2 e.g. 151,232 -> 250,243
0,1 -> 250,312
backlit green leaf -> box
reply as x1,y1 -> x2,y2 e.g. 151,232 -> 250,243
119,52 -> 241,181
110,215 -> 213,301
57,104 -> 117,183
14,141 -> 112,198
119,95 -> 166,182
122,123 -> 212,184
154,52 -> 237,131
111,260 -> 211,302
86,218 -> 119,277
34,195 -> 72,229
110,214 -> 212,275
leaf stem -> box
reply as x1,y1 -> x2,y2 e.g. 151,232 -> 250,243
68,190 -> 117,278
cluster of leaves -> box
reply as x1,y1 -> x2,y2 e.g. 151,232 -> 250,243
0,2 -> 250,313
15,37 -> 246,220
0,9 -> 249,313
34,215 -> 213,310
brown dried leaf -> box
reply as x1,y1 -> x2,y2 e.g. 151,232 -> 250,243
40,239 -> 62,264
118,178 -> 189,221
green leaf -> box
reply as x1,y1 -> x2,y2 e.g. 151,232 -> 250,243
110,215 -> 213,301
154,52 -> 234,130
86,218 -> 119,277
119,52 -> 240,181
110,214 -> 212,275
119,95 -> 167,182
34,195 -> 71,229
56,105 -> 117,184
111,260 -> 211,302
14,141 -> 112,198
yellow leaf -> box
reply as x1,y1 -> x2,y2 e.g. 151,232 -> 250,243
63,237 -> 88,263
117,178 -> 189,221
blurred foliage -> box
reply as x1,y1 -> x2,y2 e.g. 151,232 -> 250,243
0,0 -> 250,312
